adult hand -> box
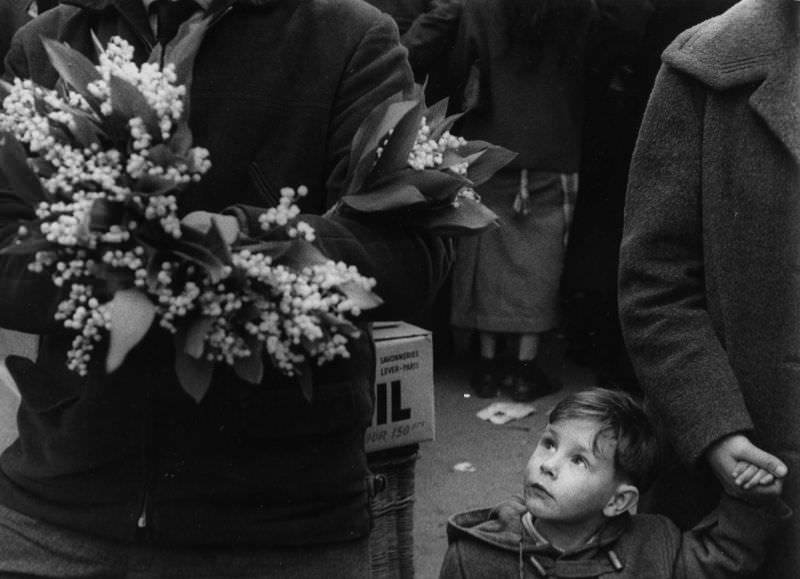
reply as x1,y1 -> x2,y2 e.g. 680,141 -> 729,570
706,433 -> 787,500
181,211 -> 240,245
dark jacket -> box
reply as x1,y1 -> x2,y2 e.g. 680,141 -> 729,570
619,0 -> 800,576
0,0 -> 32,76
439,496 -> 789,579
0,0 -> 451,547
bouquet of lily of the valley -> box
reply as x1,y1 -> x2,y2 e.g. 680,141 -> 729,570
329,86 -> 516,235
0,35 -> 379,402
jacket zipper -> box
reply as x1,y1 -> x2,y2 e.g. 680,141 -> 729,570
103,1 -> 233,537
136,413 -> 154,539
137,488 -> 149,529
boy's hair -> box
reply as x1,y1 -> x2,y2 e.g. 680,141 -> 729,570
548,388 -> 659,492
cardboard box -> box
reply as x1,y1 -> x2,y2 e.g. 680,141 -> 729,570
366,322 -> 434,452
0,329 -> 35,453
0,325 -> 437,454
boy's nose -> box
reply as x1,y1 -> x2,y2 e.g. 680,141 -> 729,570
539,458 -> 557,478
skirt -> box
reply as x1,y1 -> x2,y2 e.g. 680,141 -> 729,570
450,169 -> 577,334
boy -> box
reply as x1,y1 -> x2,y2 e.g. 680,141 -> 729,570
439,388 -> 790,578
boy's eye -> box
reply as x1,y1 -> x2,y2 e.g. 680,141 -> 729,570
571,455 -> 589,467
540,437 -> 555,450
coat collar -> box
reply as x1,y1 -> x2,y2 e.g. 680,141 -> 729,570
663,0 -> 800,163
448,500 -> 630,578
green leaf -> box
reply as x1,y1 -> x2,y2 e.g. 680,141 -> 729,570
29,158 -> 55,179
105,289 -> 157,373
172,235 -> 229,283
0,236 -> 51,256
135,174 -> 181,196
277,240 -> 330,270
234,350 -> 264,384
88,198 -> 124,231
457,142 -> 518,186
65,108 -> 105,148
424,97 -> 449,127
168,120 -> 193,156
341,185 -> 426,212
108,75 -> 162,140
0,78 -> 12,100
428,111 -> 464,142
163,14 -> 213,89
204,217 -> 234,266
147,143 -> 180,167
144,250 -> 169,290
337,280 -> 383,311
234,240 -> 293,261
344,98 -> 417,196
412,196 -> 499,237
439,149 -> 477,172
367,168 -> 467,203
41,37 -> 102,102
0,132 -> 51,207
180,315 -> 214,358
402,169 -> 468,201
174,345 -> 214,403
296,364 -> 314,402
365,100 -> 425,185
316,311 -> 362,339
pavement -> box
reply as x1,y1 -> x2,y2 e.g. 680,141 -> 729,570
411,334 -> 595,578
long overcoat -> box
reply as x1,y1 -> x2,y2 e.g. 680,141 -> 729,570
619,1 -> 800,577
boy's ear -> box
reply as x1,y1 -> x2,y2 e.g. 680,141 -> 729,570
603,483 -> 639,518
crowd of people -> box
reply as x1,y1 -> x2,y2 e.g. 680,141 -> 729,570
0,0 -> 797,577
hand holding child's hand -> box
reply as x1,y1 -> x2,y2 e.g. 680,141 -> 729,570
732,460 -> 775,489
731,460 -> 784,505
706,434 -> 787,503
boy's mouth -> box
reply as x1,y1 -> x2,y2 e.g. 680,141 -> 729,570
529,482 -> 553,499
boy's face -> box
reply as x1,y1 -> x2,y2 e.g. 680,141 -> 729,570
524,418 -> 623,528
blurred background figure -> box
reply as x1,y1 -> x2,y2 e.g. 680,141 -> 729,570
560,0 -> 738,393
447,0 -> 652,402
364,0 -> 463,104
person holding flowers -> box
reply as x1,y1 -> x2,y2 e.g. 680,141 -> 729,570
0,0 -> 504,575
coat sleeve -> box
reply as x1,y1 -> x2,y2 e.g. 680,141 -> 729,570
0,188 -> 62,334
618,64 -> 753,467
324,13 -> 413,204
401,0 -> 463,80
671,495 -> 791,578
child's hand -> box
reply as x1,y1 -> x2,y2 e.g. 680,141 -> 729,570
731,460 -> 784,505
706,433 -> 787,501
732,460 -> 775,490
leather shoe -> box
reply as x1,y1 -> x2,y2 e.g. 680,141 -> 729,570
511,360 -> 561,402
470,357 -> 498,398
